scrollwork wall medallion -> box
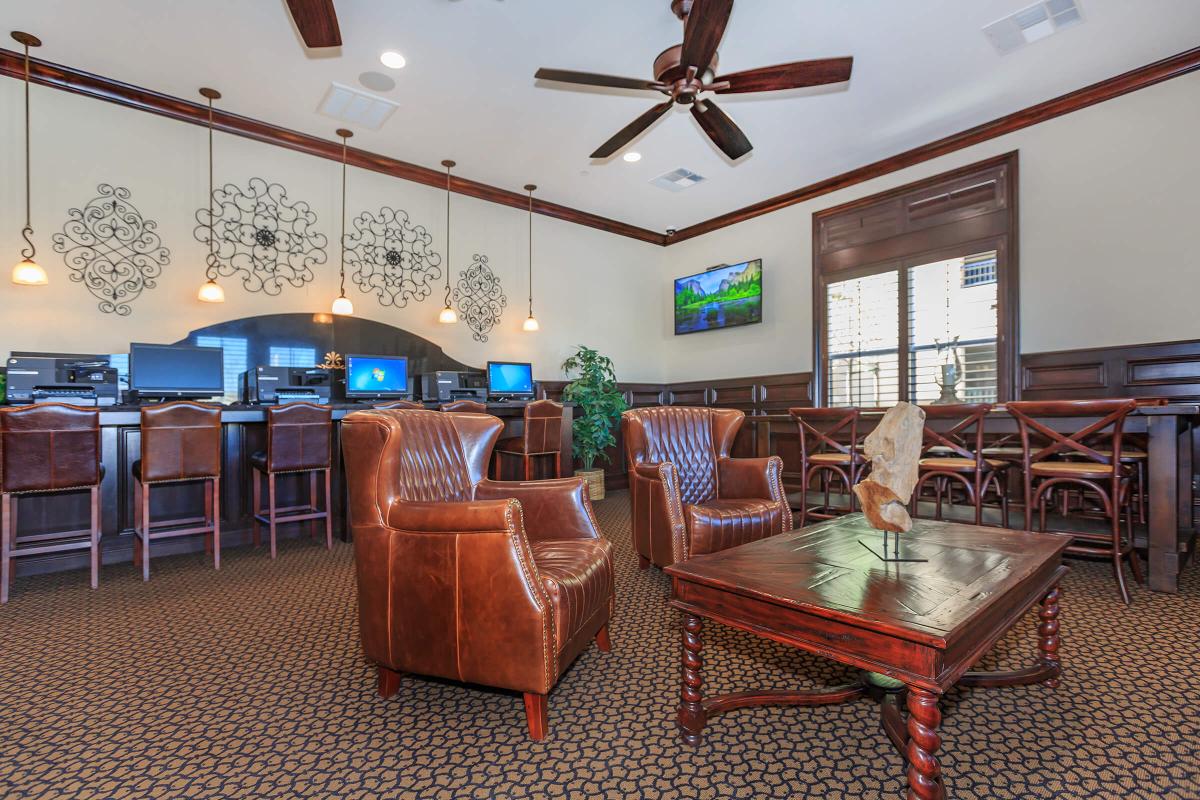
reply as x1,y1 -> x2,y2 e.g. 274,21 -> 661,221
194,177 -> 327,295
345,206 -> 442,308
453,254 -> 506,343
52,184 -> 170,315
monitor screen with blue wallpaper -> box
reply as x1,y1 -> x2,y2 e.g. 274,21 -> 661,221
346,354 -> 408,398
487,361 -> 534,397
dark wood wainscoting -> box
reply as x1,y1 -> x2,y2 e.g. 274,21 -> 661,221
1020,339 -> 1200,402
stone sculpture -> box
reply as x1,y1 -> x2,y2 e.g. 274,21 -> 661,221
852,401 -> 926,533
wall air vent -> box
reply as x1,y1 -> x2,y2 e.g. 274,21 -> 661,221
983,0 -> 1083,56
317,83 -> 400,130
650,168 -> 707,193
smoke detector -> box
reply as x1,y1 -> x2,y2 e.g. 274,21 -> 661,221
983,0 -> 1083,56
650,168 -> 706,192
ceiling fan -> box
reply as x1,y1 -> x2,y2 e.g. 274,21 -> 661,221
285,0 -> 342,48
535,0 -> 852,161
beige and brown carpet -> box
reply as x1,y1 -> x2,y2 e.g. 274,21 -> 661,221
2,492 -> 1197,799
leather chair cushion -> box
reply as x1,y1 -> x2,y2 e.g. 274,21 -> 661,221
134,459 -> 209,482
495,436 -> 526,454
685,498 -> 785,557
919,457 -> 1007,472
531,539 -> 614,652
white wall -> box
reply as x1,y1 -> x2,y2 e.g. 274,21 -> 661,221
0,81 -> 664,383
660,71 -> 1200,383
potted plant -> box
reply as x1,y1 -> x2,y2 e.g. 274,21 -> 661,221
561,345 -> 627,501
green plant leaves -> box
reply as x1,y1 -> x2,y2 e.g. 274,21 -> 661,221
561,345 -> 627,471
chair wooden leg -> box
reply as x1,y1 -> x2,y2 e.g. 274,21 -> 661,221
90,486 -> 100,590
204,477 -> 214,556
1112,500 -> 1131,605
523,692 -> 548,740
268,472 -> 278,560
638,555 -> 650,570
377,665 -> 402,699
2,493 -> 12,604
252,468 -> 262,548
132,479 -> 142,568
212,477 -> 221,570
595,625 -> 612,652
309,471 -> 318,541
141,480 -> 151,582
524,455 -> 532,482
324,469 -> 333,550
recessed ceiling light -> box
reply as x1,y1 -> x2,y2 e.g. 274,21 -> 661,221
623,152 -> 642,163
380,51 -> 407,69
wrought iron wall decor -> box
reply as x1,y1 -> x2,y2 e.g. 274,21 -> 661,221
344,206 -> 443,308
194,177 -> 327,295
51,184 -> 170,315
453,254 -> 506,343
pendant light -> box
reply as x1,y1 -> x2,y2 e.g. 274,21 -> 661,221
197,87 -> 225,303
331,128 -> 354,316
522,184 -> 540,332
437,159 -> 459,323
10,32 -> 48,286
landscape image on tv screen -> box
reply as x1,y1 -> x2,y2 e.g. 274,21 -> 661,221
674,259 -> 763,335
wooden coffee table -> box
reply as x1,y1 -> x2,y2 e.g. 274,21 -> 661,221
666,514 -> 1069,800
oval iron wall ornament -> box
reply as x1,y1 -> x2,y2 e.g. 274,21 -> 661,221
345,206 -> 442,308
52,184 -> 170,315
193,177 -> 327,295
453,254 -> 506,342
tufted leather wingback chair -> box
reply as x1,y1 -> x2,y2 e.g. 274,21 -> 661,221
622,406 -> 792,569
341,408 -> 615,740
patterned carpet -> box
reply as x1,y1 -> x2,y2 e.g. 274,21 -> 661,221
2,491 -> 1198,799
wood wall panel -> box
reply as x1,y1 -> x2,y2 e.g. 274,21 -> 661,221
1019,340 -> 1200,401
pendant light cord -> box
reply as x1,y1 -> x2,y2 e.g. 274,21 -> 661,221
19,41 -> 35,261
205,96 -> 216,280
444,164 -> 453,309
339,134 -> 348,298
527,187 -> 534,317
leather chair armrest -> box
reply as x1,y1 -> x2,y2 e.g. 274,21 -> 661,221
630,461 -> 689,563
387,498 -> 519,533
475,477 -> 600,541
718,456 -> 794,530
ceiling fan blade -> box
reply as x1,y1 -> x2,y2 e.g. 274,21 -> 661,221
714,57 -> 853,94
690,99 -> 752,160
680,0 -> 734,70
535,68 -> 663,92
590,101 -> 674,158
286,0 -> 341,48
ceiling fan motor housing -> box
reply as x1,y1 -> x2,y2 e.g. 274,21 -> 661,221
654,44 -> 717,103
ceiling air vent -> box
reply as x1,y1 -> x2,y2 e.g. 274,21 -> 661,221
317,83 -> 400,130
650,168 -> 707,193
983,0 -> 1083,56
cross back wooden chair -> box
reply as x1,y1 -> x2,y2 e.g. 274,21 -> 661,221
787,407 -> 865,527
914,403 -> 1009,527
1006,399 -> 1141,604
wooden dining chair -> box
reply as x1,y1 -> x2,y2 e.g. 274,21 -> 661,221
1007,399 -> 1141,604
913,403 -> 1009,527
787,407 -> 865,528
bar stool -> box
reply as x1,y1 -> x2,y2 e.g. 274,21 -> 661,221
1,403 -> 102,603
251,403 -> 333,558
131,402 -> 222,581
787,407 -> 866,527
1007,399 -> 1141,604
493,399 -> 564,480
913,403 -> 1010,528
440,399 -> 487,413
374,400 -> 423,410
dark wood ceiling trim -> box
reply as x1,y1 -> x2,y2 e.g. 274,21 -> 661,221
0,48 -> 669,247
669,46 -> 1200,244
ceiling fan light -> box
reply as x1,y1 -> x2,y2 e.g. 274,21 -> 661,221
197,278 -> 225,303
522,314 -> 540,332
11,258 -> 48,286
438,305 -> 458,324
331,294 -> 354,315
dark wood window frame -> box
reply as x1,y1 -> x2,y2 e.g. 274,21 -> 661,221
812,151 -> 1020,406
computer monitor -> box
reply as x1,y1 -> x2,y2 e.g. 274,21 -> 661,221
487,361 -> 535,399
129,343 -> 224,399
345,354 -> 409,400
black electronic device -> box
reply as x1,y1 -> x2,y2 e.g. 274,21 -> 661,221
128,342 -> 224,401
419,370 -> 487,402
5,354 -> 120,406
486,361 -> 536,401
344,354 -> 410,401
243,366 -> 332,405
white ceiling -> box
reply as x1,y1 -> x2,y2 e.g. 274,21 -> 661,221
6,0 -> 1199,234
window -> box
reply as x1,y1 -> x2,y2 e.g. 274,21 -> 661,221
814,153 -> 1017,405
268,346 -> 317,368
194,335 -> 248,404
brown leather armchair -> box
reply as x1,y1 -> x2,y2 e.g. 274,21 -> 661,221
622,406 -> 792,569
341,408 -> 614,740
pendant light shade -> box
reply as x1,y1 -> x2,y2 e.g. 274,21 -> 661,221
197,87 -> 225,302
523,184 -> 539,333
11,32 -> 47,287
332,128 -> 355,316
439,160 -> 458,323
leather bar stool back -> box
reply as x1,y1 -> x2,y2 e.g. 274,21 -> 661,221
440,399 -> 487,414
493,399 -> 564,480
132,402 -> 222,581
251,403 -> 333,558
0,403 -> 102,603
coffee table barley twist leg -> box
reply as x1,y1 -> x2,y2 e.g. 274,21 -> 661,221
906,688 -> 944,800
1039,586 -> 1061,688
678,613 -> 707,745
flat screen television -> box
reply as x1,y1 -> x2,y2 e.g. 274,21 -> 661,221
673,258 -> 763,335
129,343 -> 224,399
487,361 -> 535,399
345,354 -> 409,400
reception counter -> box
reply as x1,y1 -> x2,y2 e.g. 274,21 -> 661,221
12,402 -> 573,579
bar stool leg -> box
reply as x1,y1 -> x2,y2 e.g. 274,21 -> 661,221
141,481 -> 152,582
524,455 -> 532,482
133,479 -> 143,569
252,468 -> 262,548
324,469 -> 333,550
309,471 -> 318,541
212,476 -> 221,571
268,471 -> 278,560
1,493 -> 12,604
90,485 -> 100,590
204,478 -> 214,557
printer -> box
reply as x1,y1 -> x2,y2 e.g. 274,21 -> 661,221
242,366 -> 332,404
5,354 -> 120,406
419,370 -> 486,403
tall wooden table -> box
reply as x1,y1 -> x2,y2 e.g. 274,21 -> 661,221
666,515 -> 1069,800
